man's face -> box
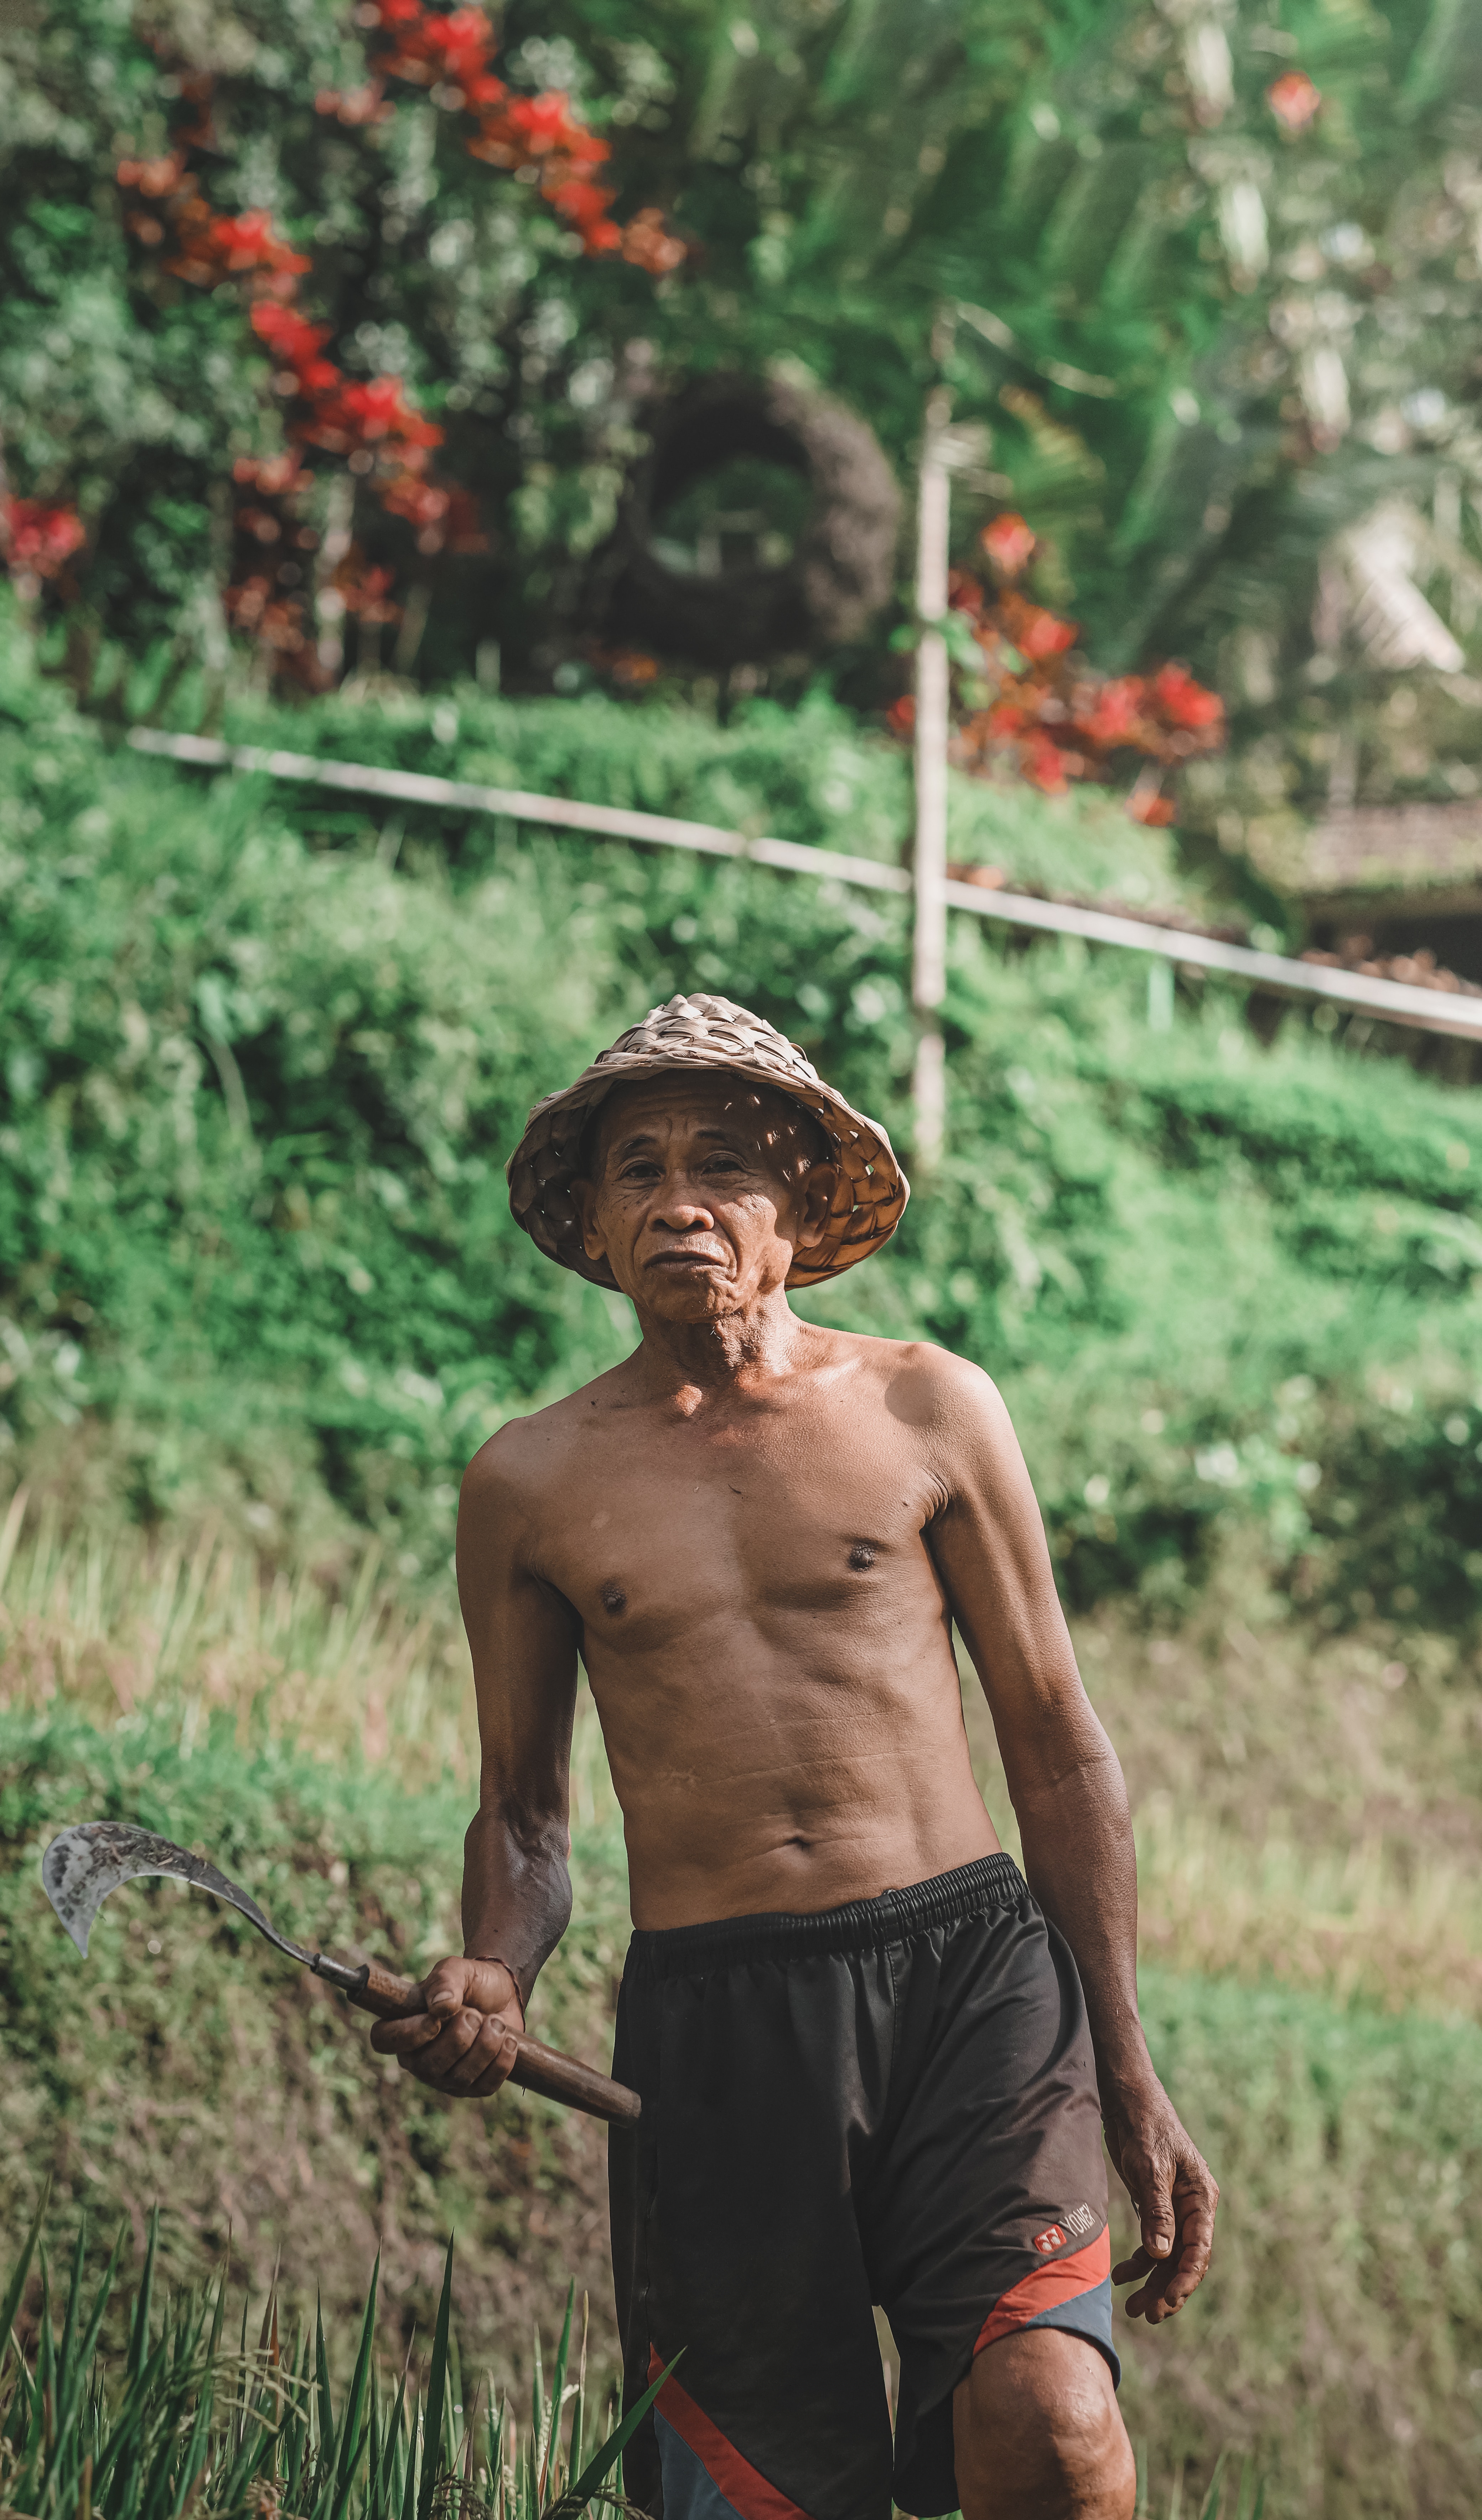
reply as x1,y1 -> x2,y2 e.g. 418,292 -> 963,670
574,1074 -> 839,1321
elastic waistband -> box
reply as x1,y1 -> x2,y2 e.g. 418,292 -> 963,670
624,1852 -> 1027,1979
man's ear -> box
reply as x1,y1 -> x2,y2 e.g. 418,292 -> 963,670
792,1162 -> 843,1254
571,1176 -> 608,1267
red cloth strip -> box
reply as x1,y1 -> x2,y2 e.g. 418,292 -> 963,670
647,2348 -> 815,2520
974,2227 -> 1112,2353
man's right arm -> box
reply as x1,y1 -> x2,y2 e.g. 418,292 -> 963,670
370,1423 -> 581,2098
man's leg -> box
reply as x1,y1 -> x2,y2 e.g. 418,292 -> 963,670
952,2330 -> 1135,2520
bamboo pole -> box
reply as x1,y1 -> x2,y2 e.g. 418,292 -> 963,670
911,375 -> 953,1169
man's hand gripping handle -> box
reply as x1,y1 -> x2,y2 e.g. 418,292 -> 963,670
351,1956 -> 640,2125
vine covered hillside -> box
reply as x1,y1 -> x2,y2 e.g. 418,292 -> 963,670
2,619 -> 1482,1644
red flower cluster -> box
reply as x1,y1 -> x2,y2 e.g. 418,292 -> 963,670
250,299 -> 446,507
113,9 -> 680,678
222,454 -> 330,686
335,0 -> 685,270
120,142 -> 464,582
892,513 -> 1225,815
1,497 -> 86,586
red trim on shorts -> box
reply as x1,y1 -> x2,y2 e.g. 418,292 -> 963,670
647,2348 -> 814,2520
973,2228 -> 1112,2353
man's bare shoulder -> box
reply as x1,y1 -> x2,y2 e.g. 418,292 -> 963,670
461,1363 -> 632,1505
825,1328 -> 1009,1432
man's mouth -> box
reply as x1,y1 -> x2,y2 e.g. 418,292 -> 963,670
648,1244 -> 726,1269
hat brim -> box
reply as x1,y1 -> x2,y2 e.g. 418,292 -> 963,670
507,1051 -> 908,1290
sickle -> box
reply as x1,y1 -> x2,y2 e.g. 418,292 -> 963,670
42,1819 -> 640,2127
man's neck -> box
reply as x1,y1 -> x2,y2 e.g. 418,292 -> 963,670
629,1291 -> 810,1400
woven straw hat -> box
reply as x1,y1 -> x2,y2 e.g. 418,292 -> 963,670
507,993 -> 908,1290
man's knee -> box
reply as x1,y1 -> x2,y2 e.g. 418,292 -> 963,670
953,2328 -> 1136,2520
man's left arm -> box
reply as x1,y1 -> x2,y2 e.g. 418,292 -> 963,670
922,1352 -> 1218,2324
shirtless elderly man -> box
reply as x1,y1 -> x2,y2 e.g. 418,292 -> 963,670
374,993 -> 1217,2520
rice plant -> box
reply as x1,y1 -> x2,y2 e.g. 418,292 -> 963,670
0,2194 -> 670,2520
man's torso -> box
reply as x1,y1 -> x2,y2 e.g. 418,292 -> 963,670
496,1327 -> 1002,1927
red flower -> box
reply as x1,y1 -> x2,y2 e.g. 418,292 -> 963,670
506,92 -> 605,156
206,210 -> 311,275
1073,675 -> 1146,748
1267,70 -> 1321,134
1021,730 -> 1071,794
4,499 -> 86,578
981,513 -> 1036,578
986,699 -> 1030,738
233,454 -> 314,499
336,563 -> 399,620
117,154 -> 188,198
336,377 -> 444,449
421,7 -> 497,85
1016,606 -> 1078,663
620,209 -> 685,272
251,304 -> 334,366
548,177 -> 618,236
886,695 -> 916,736
380,475 -> 450,529
1149,663 -> 1223,731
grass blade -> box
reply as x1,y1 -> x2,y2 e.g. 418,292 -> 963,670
543,2353 -> 682,2520
329,2256 -> 379,2520
0,2184 -> 50,2384
416,2238 -> 455,2520
538,2286 -> 575,2506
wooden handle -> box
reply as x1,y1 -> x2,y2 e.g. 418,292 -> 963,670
344,1957 -> 642,2127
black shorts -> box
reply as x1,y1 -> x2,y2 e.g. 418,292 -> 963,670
608,1854 -> 1117,2520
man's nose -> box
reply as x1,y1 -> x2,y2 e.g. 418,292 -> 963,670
652,1181 -> 715,1230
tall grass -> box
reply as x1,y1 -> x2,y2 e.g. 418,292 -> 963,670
0,1489 -> 474,1785
0,2190 -> 1263,2520
0,2199 -> 669,2520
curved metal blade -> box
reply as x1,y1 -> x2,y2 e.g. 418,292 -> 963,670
41,1821 -> 315,1966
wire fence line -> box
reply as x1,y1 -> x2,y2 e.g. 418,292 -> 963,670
127,724 -> 1482,1043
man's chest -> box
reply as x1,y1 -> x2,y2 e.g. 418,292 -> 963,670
533,1407 -> 945,1646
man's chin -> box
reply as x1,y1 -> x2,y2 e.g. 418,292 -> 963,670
636,1264 -> 737,1320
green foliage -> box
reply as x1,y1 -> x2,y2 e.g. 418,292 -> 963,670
206,661 -> 1204,899
3,614 -> 1482,1623
0,2203 -> 660,2520
7,0 -> 1482,719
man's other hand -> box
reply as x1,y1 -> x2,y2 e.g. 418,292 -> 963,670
369,1956 -> 526,2098
1104,2077 -> 1218,2323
